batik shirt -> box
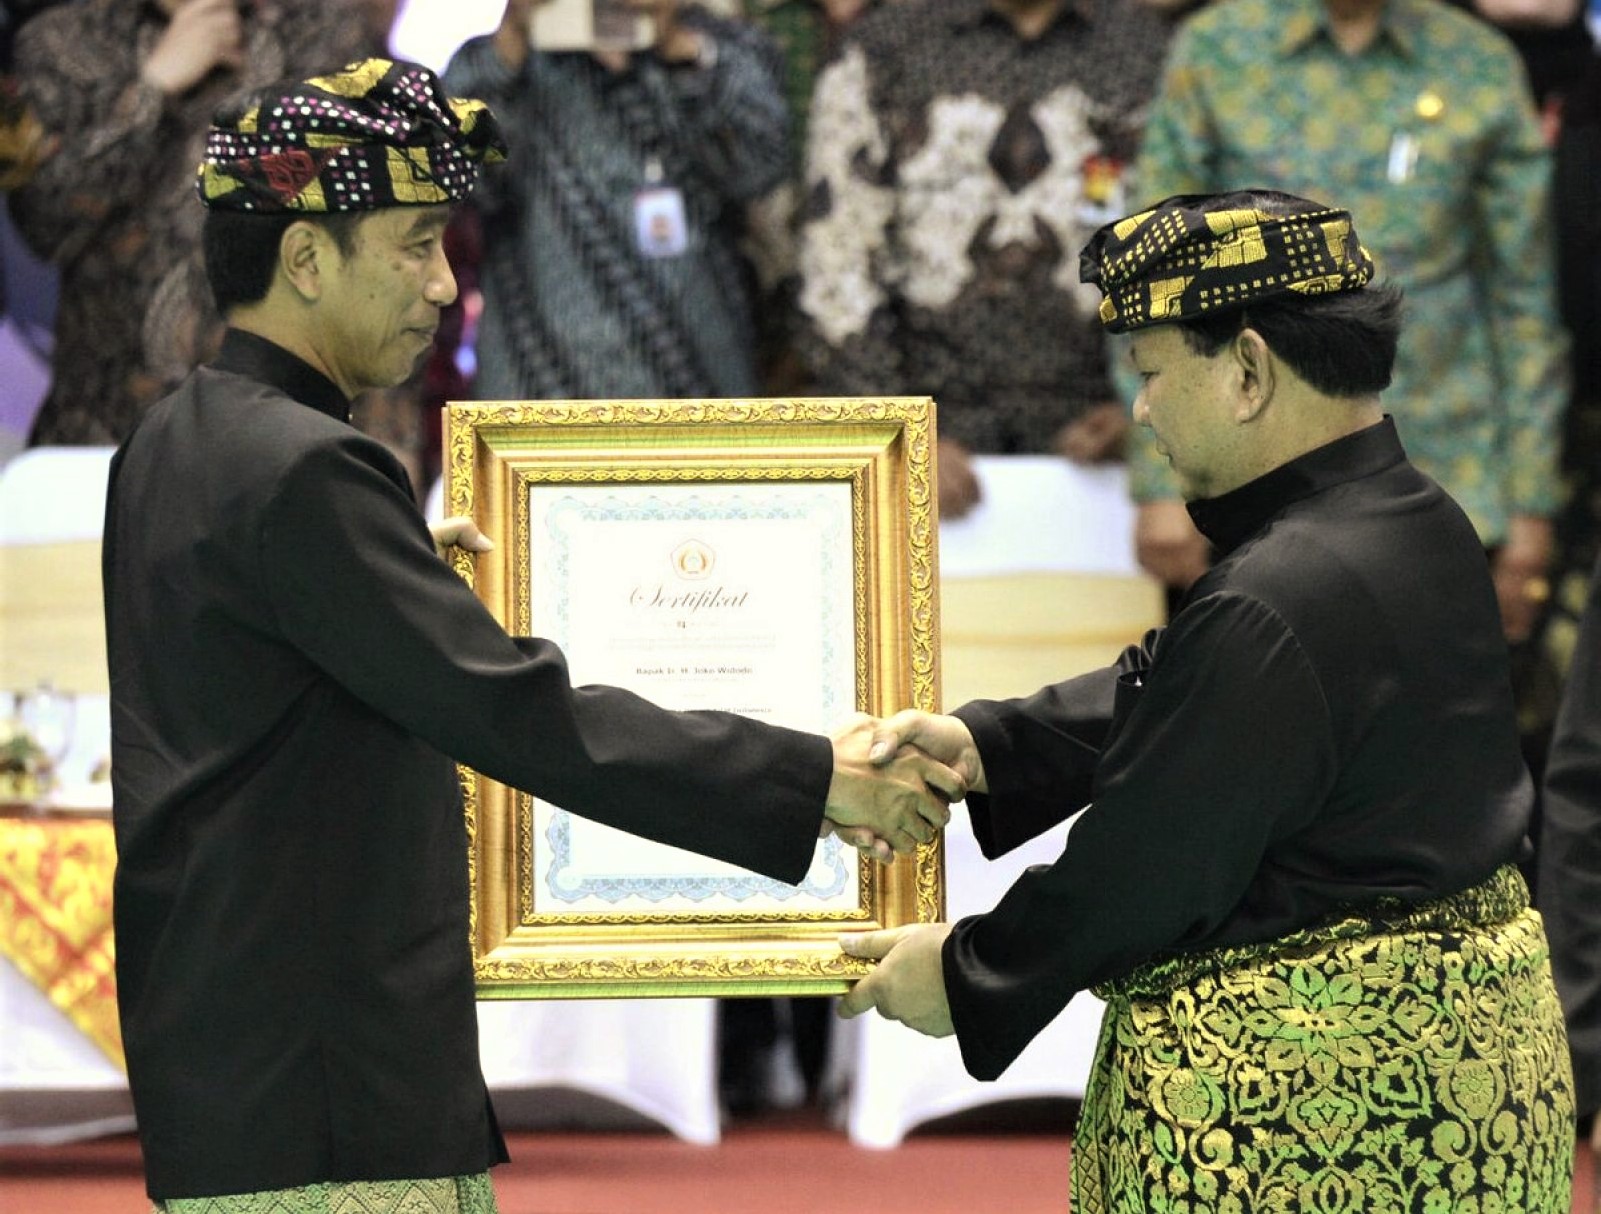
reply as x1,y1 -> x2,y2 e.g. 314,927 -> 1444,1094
796,0 -> 1170,453
7,0 -> 373,445
1127,0 -> 1569,544
444,12 -> 789,402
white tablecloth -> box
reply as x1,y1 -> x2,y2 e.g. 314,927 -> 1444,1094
0,962 -> 722,1146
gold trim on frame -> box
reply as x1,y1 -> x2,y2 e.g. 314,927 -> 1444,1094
447,397 -> 944,998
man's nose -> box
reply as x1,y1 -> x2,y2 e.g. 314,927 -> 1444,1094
1132,395 -> 1150,426
425,248 -> 458,308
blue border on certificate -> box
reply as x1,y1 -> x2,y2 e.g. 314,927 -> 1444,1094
535,486 -> 854,905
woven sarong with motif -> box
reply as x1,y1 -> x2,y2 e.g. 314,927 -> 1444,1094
154,1172 -> 498,1214
1074,866 -> 1575,1213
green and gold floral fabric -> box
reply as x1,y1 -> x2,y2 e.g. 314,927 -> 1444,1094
1074,867 -> 1575,1213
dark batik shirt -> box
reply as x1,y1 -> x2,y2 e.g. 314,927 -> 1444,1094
8,0 -> 372,445
795,0 -> 1169,452
444,10 -> 789,402
105,331 -> 830,1198
943,419 -> 1531,1079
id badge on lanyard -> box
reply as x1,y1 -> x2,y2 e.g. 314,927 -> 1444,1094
634,156 -> 688,259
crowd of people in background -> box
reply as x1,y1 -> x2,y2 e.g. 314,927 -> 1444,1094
1,0 -> 1599,1181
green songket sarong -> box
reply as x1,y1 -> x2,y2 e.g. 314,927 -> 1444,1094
154,1172 -> 497,1214
1074,867 -> 1574,1214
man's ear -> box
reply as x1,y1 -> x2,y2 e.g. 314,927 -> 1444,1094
1231,328 -> 1275,423
279,220 -> 332,302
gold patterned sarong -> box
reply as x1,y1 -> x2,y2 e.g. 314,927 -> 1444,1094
1074,867 -> 1575,1213
154,1172 -> 497,1214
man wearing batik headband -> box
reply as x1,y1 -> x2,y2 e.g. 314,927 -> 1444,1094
104,58 -> 959,1214
836,190 -> 1577,1211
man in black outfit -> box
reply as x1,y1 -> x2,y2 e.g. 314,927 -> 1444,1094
839,190 -> 1575,1211
1541,551 -> 1601,1171
103,58 -> 956,1212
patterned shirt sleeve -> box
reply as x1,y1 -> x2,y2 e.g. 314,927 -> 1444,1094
664,11 -> 791,205
1476,48 -> 1569,520
8,10 -> 176,265
794,42 -> 904,396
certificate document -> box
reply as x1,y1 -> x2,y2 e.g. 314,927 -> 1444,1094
449,396 -> 941,997
527,482 -> 860,918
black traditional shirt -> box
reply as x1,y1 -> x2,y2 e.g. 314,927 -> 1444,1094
944,419 -> 1531,1079
1539,554 -> 1601,1119
104,331 -> 831,1198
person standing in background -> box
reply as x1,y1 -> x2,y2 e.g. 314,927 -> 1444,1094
442,0 -> 789,404
740,0 -> 876,396
794,0 -> 1171,520
6,0 -> 380,448
1124,0 -> 1570,648
1541,553 -> 1601,1211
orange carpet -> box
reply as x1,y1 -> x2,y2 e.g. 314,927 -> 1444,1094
2,1110 -> 1594,1214
0,1109 -> 1076,1214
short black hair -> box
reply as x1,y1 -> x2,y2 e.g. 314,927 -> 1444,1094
1170,190 -> 1405,398
202,209 -> 364,315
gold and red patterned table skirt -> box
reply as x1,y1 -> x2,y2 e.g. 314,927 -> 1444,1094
0,815 -> 123,1069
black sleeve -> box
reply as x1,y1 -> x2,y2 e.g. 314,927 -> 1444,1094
942,593 -> 1338,1080
1539,555 -> 1601,1118
258,433 -> 829,884
953,631 -> 1158,857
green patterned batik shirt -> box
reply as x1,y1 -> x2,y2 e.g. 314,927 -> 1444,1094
1126,0 -> 1569,544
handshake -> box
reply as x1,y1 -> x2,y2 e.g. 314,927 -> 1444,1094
820,710 -> 987,864
816,709 -> 985,1039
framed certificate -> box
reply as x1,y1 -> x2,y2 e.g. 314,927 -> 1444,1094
445,397 -> 944,998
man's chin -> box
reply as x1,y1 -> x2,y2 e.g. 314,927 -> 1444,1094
397,342 -> 435,383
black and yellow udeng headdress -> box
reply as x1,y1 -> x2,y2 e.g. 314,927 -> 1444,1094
1079,192 -> 1376,333
197,58 -> 506,214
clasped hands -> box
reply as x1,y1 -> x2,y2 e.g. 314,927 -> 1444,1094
824,710 -> 986,1038
820,709 -> 984,862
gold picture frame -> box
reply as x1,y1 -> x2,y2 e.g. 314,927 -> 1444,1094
445,397 -> 945,999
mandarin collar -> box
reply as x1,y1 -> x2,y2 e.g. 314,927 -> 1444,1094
212,329 -> 351,424
949,0 -> 1097,37
1279,0 -> 1420,61
1186,417 -> 1406,556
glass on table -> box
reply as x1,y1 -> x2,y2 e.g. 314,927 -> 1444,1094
8,681 -> 78,810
